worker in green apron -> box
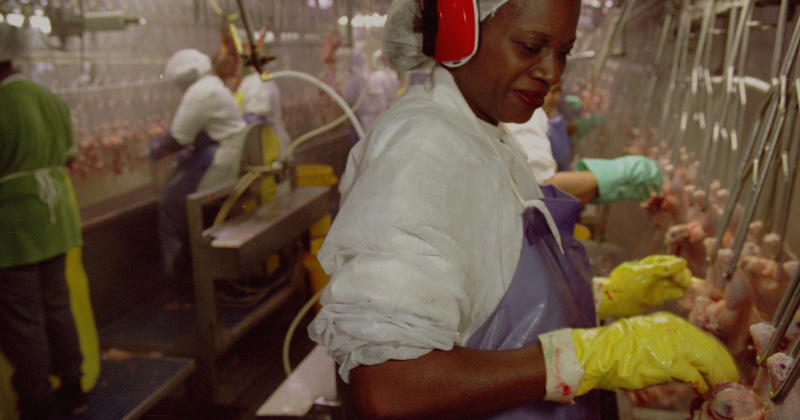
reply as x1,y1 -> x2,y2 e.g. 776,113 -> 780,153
0,22 -> 99,420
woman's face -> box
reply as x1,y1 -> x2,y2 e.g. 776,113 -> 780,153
451,0 -> 581,125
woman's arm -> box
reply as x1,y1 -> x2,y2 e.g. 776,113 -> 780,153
350,343 -> 547,420
545,170 -> 599,206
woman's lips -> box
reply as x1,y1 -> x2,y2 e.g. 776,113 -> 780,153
512,90 -> 546,109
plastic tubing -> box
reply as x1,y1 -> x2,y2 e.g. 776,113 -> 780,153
270,70 -> 365,160
267,69 -> 364,375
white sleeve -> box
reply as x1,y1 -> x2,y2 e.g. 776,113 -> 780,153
508,109 -> 557,182
308,118 -> 499,382
170,82 -> 212,145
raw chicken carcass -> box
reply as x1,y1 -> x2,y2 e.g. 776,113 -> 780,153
741,256 -> 787,321
689,295 -> 764,383
666,221 -> 709,276
704,239 -> 735,292
691,382 -> 768,420
765,353 -> 800,419
626,382 -> 694,410
676,278 -> 723,314
762,233 -> 798,264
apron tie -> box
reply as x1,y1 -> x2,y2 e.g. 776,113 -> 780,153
0,167 -> 65,224
477,121 -> 564,256
523,198 -> 565,255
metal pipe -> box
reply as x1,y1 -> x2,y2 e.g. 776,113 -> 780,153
640,12 -> 674,128
697,0 -> 754,186
705,1 -> 756,196
759,264 -> 800,366
592,0 -> 639,78
697,1 -> 740,181
764,265 -> 800,402
659,2 -> 692,137
709,9 -> 800,264
674,0 -> 717,161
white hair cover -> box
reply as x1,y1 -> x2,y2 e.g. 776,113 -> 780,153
164,48 -> 212,90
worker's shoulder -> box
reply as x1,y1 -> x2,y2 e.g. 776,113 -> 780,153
376,88 -> 474,136
0,77 -> 68,112
184,75 -> 232,101
1,77 -> 57,97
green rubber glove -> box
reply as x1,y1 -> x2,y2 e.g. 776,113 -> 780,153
594,255 -> 700,319
538,312 -> 739,403
564,95 -> 583,112
577,155 -> 664,204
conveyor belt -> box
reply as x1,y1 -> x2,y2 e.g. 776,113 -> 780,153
65,355 -> 194,420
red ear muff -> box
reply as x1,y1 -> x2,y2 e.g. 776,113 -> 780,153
421,0 -> 479,67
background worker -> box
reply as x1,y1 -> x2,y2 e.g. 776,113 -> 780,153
307,1 -> 737,419
341,50 -> 371,145
236,28 -> 292,155
510,80 -> 663,206
148,48 -> 247,291
355,48 -> 401,133
0,22 -> 89,420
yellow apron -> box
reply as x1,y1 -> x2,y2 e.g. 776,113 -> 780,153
0,248 -> 100,420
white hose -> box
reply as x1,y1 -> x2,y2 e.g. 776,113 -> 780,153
270,70 -> 365,160
264,69 -> 364,376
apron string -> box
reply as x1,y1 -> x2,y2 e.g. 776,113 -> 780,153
481,128 -> 566,255
0,167 -> 65,224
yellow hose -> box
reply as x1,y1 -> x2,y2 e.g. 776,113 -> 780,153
282,287 -> 325,376
208,0 -> 239,19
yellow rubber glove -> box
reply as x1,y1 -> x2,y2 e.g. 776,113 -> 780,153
594,255 -> 699,319
539,312 -> 739,403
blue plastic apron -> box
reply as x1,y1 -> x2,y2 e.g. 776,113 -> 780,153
465,184 -> 600,420
157,131 -> 217,283
547,116 -> 572,172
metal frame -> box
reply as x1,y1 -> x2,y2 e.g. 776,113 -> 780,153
185,183 -> 330,403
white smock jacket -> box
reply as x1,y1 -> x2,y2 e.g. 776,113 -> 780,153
507,108 -> 557,182
308,65 -> 543,381
171,74 -> 247,190
238,72 -> 292,152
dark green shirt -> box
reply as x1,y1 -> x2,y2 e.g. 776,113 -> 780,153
0,74 -> 82,268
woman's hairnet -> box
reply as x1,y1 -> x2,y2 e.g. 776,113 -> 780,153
0,22 -> 25,63
383,0 -> 512,71
164,49 -> 212,90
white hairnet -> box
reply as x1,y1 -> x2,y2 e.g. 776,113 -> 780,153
164,49 -> 212,90
383,0 -> 511,71
0,22 -> 25,63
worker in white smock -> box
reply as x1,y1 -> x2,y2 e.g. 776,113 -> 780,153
307,1 -> 738,419
341,51 -> 370,144
353,48 -> 401,132
148,48 -> 247,289
236,30 -> 292,155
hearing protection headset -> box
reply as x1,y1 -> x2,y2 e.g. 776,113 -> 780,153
421,0 -> 479,67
